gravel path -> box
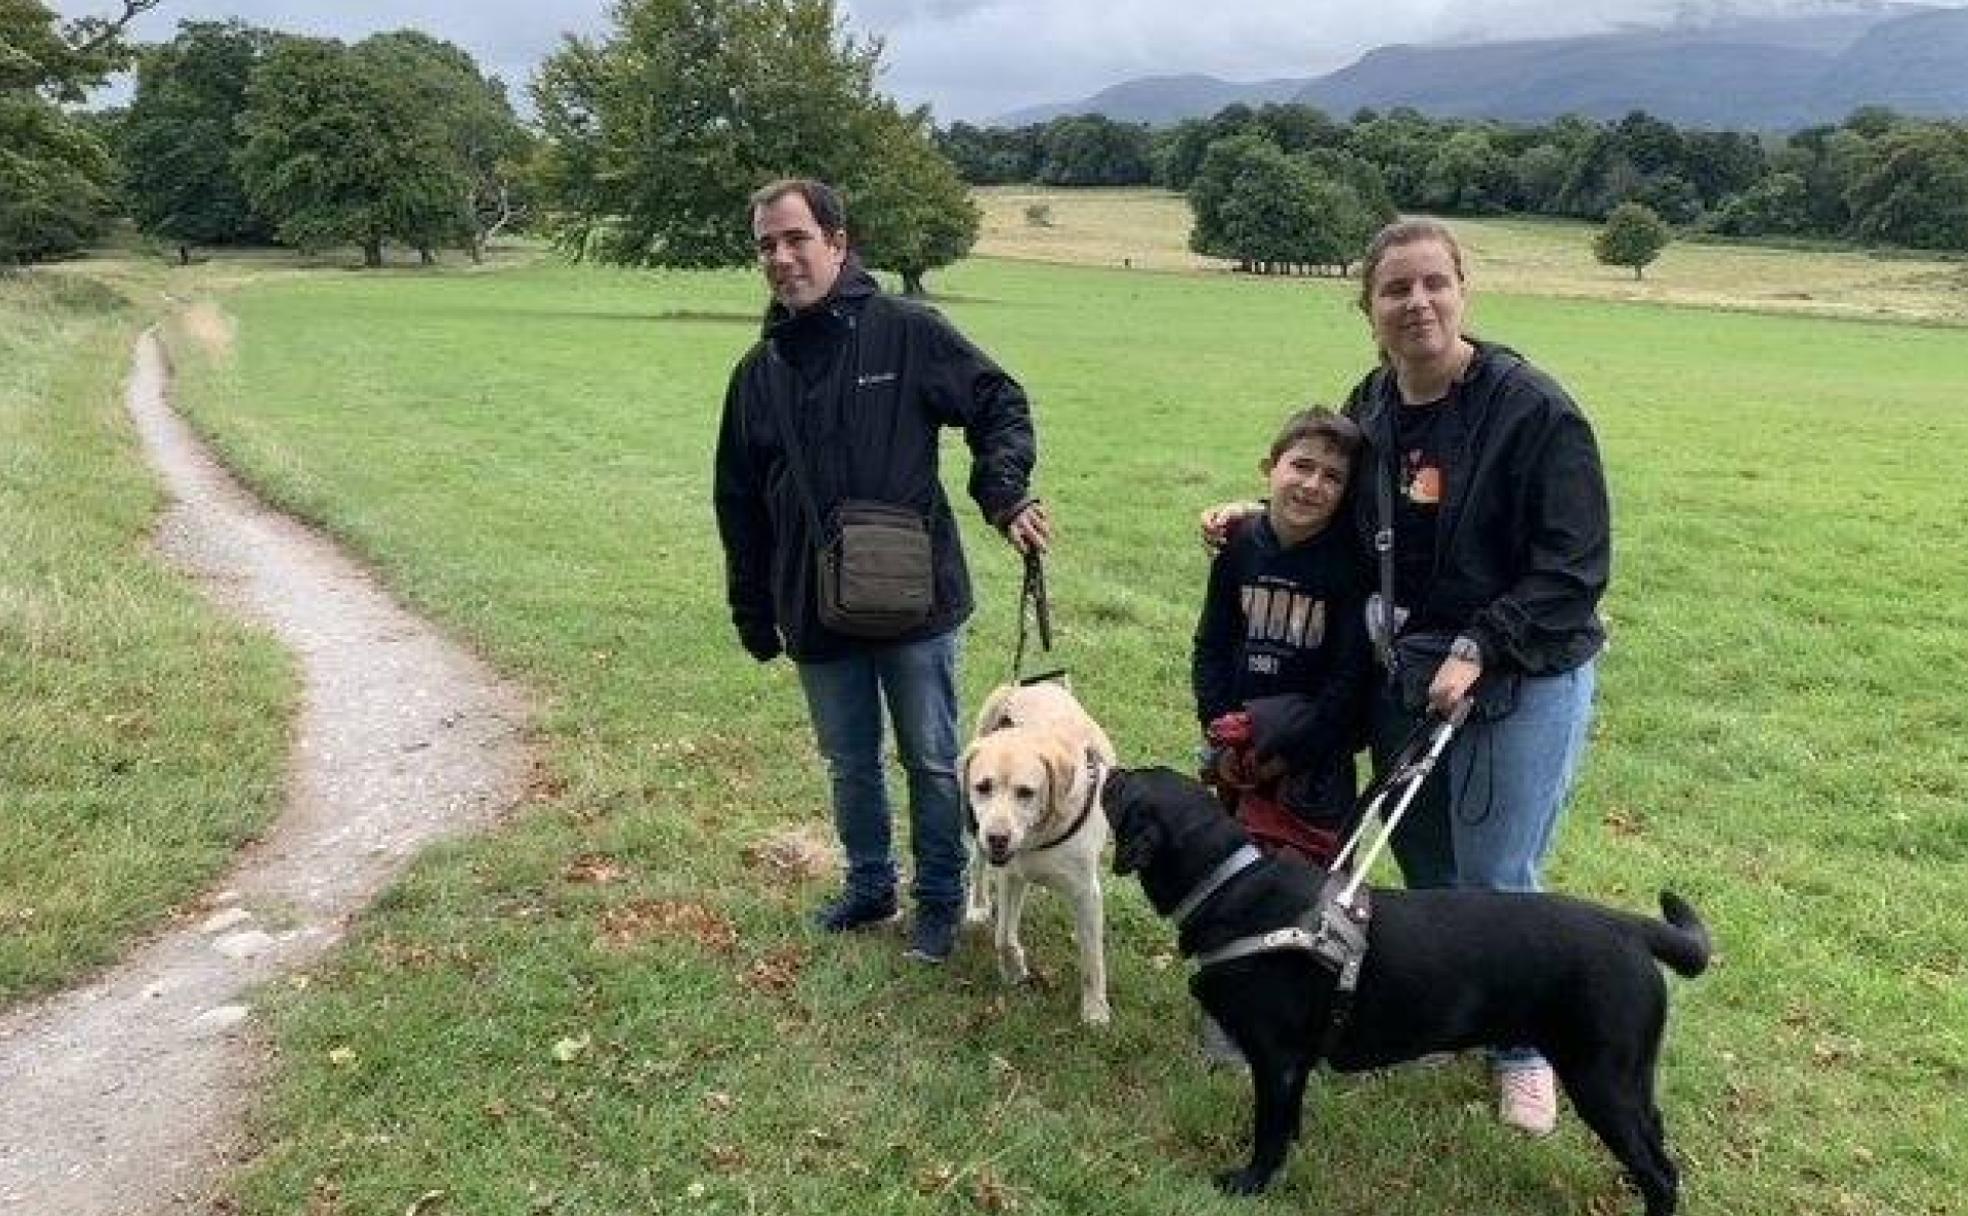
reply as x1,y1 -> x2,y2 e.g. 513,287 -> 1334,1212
0,331 -> 531,1214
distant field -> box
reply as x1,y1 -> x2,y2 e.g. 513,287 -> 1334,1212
976,185 -> 1968,325
138,253 -> 1968,1215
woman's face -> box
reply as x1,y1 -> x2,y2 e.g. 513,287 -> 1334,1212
1366,238 -> 1467,369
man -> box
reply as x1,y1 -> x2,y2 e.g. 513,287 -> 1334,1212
714,179 -> 1049,963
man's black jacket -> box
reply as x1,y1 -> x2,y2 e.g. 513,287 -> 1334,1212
714,262 -> 1036,662
1343,340 -> 1609,676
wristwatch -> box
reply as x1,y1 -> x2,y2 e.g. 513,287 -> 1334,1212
1448,635 -> 1483,663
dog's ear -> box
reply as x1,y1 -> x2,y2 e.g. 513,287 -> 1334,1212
1041,740 -> 1077,815
973,684 -> 1014,736
1112,816 -> 1160,876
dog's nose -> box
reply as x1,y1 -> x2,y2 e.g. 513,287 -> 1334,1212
985,832 -> 1011,861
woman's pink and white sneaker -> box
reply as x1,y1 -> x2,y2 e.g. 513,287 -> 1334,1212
1496,1063 -> 1559,1137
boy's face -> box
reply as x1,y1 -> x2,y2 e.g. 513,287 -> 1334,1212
1263,436 -> 1350,541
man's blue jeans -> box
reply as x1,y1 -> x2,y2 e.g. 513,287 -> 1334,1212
1372,658 -> 1597,1072
796,628 -> 965,910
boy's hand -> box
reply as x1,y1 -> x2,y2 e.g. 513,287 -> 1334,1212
1198,500 -> 1262,552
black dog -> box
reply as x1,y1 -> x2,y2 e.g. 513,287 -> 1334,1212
1102,766 -> 1710,1215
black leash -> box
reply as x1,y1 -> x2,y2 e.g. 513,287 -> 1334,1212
1011,548 -> 1066,686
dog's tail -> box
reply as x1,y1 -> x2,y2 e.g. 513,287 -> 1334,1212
1642,891 -> 1711,978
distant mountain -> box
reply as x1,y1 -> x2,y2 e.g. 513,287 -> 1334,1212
992,73 -> 1306,128
989,6 -> 1968,130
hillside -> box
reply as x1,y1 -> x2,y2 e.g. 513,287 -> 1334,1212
989,6 -> 1968,129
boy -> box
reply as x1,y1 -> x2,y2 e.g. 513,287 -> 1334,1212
1191,407 -> 1371,868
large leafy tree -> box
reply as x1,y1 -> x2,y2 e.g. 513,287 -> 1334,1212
120,20 -> 277,261
1188,134 -> 1375,275
353,30 -> 530,260
850,104 -> 978,296
0,0 -> 157,265
235,35 -> 474,266
531,0 -> 975,290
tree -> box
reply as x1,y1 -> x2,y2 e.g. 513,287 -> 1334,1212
0,0 -> 158,266
1036,114 -> 1152,186
848,104 -> 979,295
352,31 -> 529,260
1188,135 -> 1373,275
530,0 -> 976,290
1844,121 -> 1968,252
531,0 -> 881,269
235,36 -> 471,267
120,20 -> 277,262
1708,171 -> 1810,237
1595,202 -> 1670,279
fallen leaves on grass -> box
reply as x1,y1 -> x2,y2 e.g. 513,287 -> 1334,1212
562,854 -> 633,885
741,826 -> 837,882
550,1033 -> 591,1063
595,899 -> 738,955
743,944 -> 809,995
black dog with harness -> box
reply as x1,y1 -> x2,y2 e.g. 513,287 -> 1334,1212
1103,764 -> 1710,1213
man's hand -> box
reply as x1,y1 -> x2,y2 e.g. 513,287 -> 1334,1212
1199,500 -> 1263,552
738,621 -> 782,664
1001,500 -> 1052,554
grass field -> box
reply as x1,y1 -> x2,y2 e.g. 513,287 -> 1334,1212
0,267 -> 292,1003
124,245 -> 1968,1215
977,186 -> 1968,327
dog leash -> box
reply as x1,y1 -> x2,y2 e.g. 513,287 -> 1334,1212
1010,548 -> 1066,686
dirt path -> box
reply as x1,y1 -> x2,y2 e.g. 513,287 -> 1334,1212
0,331 -> 531,1214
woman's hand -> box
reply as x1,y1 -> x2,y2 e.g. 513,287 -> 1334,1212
1198,500 -> 1263,551
1428,655 -> 1482,716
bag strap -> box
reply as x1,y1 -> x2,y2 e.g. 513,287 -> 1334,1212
764,344 -> 829,542
1370,373 -> 1399,673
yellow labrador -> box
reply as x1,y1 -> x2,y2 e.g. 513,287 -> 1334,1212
961,682 -> 1117,1024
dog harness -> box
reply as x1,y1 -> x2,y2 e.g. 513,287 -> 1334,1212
1177,861 -> 1373,1056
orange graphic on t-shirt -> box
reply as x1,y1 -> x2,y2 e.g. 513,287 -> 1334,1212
1406,463 -> 1443,505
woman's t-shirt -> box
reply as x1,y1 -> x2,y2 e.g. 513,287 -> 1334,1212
1392,396 -> 1463,623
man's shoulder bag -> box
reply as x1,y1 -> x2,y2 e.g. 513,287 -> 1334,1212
770,397 -> 935,640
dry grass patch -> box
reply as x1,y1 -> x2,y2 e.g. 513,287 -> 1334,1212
974,186 -> 1968,325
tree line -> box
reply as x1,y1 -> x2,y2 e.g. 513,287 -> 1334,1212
937,103 -> 1968,257
5,0 -> 980,291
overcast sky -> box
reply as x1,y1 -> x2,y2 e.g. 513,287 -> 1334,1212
51,0 -> 1938,122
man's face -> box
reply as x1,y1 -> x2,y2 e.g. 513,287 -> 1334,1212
752,191 -> 848,312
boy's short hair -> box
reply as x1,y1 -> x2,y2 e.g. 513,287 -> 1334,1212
1268,406 -> 1362,463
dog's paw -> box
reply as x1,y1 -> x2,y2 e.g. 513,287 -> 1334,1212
1079,996 -> 1111,1026
1214,1167 -> 1274,1196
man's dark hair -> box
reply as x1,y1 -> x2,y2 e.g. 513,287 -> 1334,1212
750,178 -> 848,234
1268,406 -> 1362,462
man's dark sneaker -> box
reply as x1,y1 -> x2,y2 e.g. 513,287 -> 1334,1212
903,902 -> 961,963
811,888 -> 900,933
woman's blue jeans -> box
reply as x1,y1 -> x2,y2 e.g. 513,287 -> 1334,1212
795,628 -> 965,910
1371,657 -> 1598,1070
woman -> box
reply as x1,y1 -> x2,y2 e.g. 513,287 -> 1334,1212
1207,218 -> 1610,1135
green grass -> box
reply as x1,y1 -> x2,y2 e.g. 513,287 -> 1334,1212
148,252 -> 1968,1215
0,267 -> 293,1002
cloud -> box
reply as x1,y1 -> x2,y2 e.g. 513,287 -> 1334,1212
50,0 -> 1954,122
